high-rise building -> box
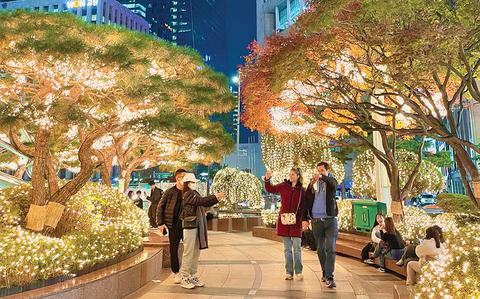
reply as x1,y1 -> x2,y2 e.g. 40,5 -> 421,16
118,0 -> 146,18
224,0 -> 309,178
0,0 -> 149,33
257,0 -> 307,45
143,0 -> 227,73
431,103 -> 480,194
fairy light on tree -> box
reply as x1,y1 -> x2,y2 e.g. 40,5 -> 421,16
0,11 -> 235,233
352,149 -> 444,199
211,167 -> 263,210
261,134 -> 345,184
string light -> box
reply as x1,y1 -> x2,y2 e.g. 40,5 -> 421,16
352,149 -> 444,198
261,210 -> 278,228
211,167 -> 263,210
0,183 -> 149,288
261,134 -> 345,185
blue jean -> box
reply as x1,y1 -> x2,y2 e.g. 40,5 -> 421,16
282,237 -> 303,275
312,217 -> 338,279
372,243 -> 405,268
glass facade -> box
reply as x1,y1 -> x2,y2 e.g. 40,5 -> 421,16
0,0 -> 149,33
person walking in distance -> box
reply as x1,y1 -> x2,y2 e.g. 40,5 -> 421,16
264,167 -> 307,281
179,173 -> 225,289
156,169 -> 187,284
147,181 -> 163,228
304,162 -> 339,288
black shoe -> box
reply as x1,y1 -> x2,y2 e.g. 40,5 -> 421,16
321,276 -> 326,282
326,278 -> 336,288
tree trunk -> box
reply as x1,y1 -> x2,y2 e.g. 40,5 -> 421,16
14,164 -> 27,179
123,169 -> 132,192
389,168 -> 404,222
100,162 -> 112,187
45,152 -> 59,199
452,145 -> 480,209
31,129 -> 50,206
50,127 -> 108,204
26,129 -> 50,231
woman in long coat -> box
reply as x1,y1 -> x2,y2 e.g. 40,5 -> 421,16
264,167 -> 306,280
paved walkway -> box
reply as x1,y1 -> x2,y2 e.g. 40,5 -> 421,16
127,232 -> 403,299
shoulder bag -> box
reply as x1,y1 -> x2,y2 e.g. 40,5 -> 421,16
280,190 -> 302,225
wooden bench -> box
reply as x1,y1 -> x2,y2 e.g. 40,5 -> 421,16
252,228 -> 407,277
337,232 -> 407,277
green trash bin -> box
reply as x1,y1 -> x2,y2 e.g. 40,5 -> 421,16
352,200 -> 387,232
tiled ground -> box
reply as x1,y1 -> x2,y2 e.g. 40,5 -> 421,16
126,232 -> 403,299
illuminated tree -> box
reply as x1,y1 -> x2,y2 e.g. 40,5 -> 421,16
353,149 -> 444,199
261,134 -> 344,184
241,0 -> 480,214
241,32 -> 427,219
294,0 -> 480,208
0,11 -> 234,232
94,118 -> 234,190
211,167 -> 263,210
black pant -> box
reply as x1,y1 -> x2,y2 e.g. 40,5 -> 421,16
168,222 -> 183,273
361,242 -> 376,260
148,202 -> 158,228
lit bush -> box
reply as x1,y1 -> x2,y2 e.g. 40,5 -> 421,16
261,210 -> 278,228
0,183 -> 149,288
337,200 -> 354,232
415,223 -> 480,298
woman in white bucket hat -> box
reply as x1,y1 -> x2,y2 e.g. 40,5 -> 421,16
178,173 -> 225,289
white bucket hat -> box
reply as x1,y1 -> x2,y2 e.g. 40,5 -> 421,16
182,173 -> 199,183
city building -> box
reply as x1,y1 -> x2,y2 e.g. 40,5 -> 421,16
0,0 -> 149,33
224,0 -> 310,178
144,0 -> 227,73
117,0 -> 146,18
435,102 -> 480,194
256,0 -> 307,45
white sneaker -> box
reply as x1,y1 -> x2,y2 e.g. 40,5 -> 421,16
180,277 -> 195,289
295,274 -> 303,281
285,274 -> 293,280
190,275 -> 205,287
174,273 -> 182,284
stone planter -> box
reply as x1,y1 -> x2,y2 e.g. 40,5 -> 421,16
2,248 -> 163,299
208,216 -> 262,232
252,226 -> 282,242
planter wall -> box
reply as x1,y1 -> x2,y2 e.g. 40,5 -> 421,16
208,217 -> 262,233
143,232 -> 183,269
3,248 -> 163,299
252,226 -> 282,242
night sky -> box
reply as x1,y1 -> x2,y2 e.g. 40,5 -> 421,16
225,0 -> 256,78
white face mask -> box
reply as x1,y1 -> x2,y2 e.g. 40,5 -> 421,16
188,182 -> 197,190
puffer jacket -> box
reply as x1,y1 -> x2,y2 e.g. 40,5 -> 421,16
181,190 -> 219,250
